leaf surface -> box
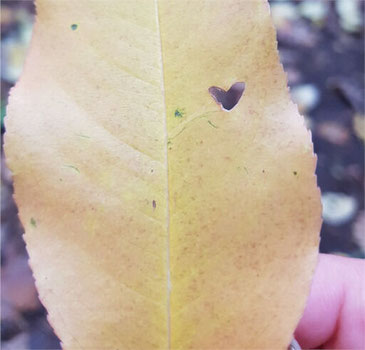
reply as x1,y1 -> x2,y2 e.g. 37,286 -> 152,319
5,0 -> 322,349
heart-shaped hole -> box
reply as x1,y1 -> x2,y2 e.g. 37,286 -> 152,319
209,82 -> 245,111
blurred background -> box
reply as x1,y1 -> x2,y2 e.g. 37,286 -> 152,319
1,0 -> 364,348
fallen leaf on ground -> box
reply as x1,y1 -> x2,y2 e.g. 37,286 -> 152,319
5,0 -> 322,348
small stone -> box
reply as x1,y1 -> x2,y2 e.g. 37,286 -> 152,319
353,114 -> 365,142
299,0 -> 328,24
276,18 -> 318,47
1,38 -> 27,83
1,10 -> 33,84
321,192 -> 357,226
291,84 -> 320,113
353,211 -> 365,254
316,121 -> 350,145
335,0 -> 363,33
270,2 -> 299,28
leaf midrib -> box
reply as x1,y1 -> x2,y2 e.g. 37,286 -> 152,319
154,1 -> 171,348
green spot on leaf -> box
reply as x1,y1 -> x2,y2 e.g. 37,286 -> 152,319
30,217 -> 37,227
71,24 -> 78,31
174,109 -> 184,118
207,120 -> 218,128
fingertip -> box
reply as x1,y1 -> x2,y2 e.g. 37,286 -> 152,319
295,254 -> 345,348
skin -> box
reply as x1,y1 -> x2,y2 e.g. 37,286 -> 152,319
295,254 -> 365,349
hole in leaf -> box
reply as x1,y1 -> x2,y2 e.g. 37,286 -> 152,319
209,82 -> 245,111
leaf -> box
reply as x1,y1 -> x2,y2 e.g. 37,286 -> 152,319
4,0 -> 322,349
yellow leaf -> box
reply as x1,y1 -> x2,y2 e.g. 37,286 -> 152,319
4,0 -> 322,349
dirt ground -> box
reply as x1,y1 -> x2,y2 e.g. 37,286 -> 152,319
1,0 -> 364,348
